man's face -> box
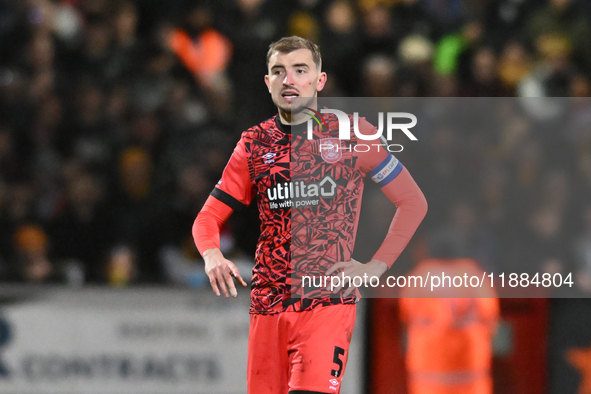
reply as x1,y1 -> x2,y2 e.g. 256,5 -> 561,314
265,48 -> 327,116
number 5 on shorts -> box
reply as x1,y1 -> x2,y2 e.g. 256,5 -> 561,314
331,346 -> 345,378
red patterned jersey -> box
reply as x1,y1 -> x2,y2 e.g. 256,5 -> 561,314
212,113 -> 403,314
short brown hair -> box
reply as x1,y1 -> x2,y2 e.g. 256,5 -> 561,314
266,36 -> 322,69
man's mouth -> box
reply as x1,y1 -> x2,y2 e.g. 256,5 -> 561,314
281,90 -> 299,101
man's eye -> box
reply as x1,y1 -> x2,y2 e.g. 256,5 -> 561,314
274,70 -> 283,75
297,69 -> 306,74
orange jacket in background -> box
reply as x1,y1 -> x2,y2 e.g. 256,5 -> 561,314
169,28 -> 232,85
400,258 -> 500,394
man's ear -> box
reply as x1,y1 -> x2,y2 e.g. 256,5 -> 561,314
264,74 -> 271,93
316,72 -> 327,92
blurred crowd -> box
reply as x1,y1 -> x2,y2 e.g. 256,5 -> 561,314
0,0 -> 590,288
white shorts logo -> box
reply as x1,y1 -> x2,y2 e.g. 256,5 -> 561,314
329,378 -> 339,390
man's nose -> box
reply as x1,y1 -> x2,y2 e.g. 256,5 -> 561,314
283,70 -> 294,85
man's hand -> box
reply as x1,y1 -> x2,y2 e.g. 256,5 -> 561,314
325,259 -> 389,297
203,248 -> 248,298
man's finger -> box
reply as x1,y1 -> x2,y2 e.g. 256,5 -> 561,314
228,265 -> 248,288
326,261 -> 347,276
332,282 -> 345,294
343,282 -> 357,297
225,270 -> 238,297
233,271 -> 248,287
209,275 -> 221,296
217,268 -> 231,298
342,267 -> 355,277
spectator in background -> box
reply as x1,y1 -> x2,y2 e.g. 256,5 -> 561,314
109,146 -> 166,284
518,33 -> 577,97
527,0 -> 591,70
479,163 -> 511,241
360,54 -> 397,97
320,0 -> 360,94
51,0 -> 84,47
0,68 -> 31,135
27,93 -> 65,178
287,6 -> 320,43
159,164 -> 223,287
418,126 -> 463,224
397,34 -> 434,96
391,0 -> 438,43
125,111 -> 165,163
109,1 -> 142,84
484,0 -> 544,51
216,0 -> 288,131
49,168 -> 114,283
497,40 -> 533,94
422,0 -> 467,33
433,19 -> 484,78
573,205 -> 591,294
2,182 -> 37,233
0,181 -> 9,278
359,4 -> 397,59
23,30 -> 58,103
513,203 -> 568,276
0,125 -> 21,183
9,224 -> 58,283
128,44 -> 177,113
507,138 -> 543,216
459,46 -> 509,97
167,3 -> 233,119
107,245 -> 135,287
569,81 -> 591,190
159,164 -> 211,257
65,14 -> 114,84
570,73 -> 591,98
430,200 -> 498,272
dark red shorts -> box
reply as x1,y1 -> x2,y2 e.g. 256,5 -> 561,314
247,303 -> 356,394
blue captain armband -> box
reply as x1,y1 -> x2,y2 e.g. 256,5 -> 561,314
368,154 -> 403,187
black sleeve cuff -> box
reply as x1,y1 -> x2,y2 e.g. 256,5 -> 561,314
211,187 -> 247,211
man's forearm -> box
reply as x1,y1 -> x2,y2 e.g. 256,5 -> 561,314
193,196 -> 233,256
372,168 -> 428,268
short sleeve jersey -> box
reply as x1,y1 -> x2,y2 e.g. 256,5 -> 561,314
213,113 -> 403,314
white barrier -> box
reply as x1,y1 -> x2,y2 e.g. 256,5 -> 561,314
0,287 -> 364,394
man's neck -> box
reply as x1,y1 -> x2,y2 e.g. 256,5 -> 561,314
278,109 -> 292,125
278,109 -> 313,126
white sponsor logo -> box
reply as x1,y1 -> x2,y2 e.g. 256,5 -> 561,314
267,176 -> 337,201
267,176 -> 337,210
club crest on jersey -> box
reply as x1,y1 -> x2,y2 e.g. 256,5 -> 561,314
319,138 -> 342,163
